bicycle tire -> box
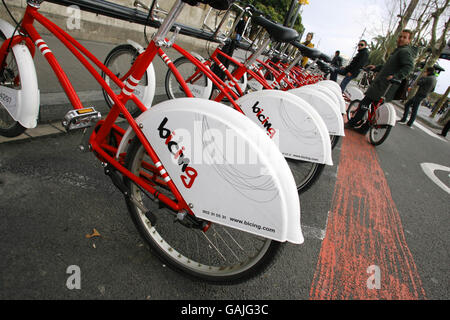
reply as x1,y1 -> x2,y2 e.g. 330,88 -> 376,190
165,56 -> 212,100
369,124 -> 392,146
211,62 -> 247,102
101,44 -> 149,118
286,159 -> 325,193
123,137 -> 283,284
330,135 -> 341,149
0,30 -> 26,137
346,99 -> 364,128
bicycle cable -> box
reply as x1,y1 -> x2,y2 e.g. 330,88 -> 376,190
2,0 -> 19,26
0,1 -> 24,75
143,0 -> 158,45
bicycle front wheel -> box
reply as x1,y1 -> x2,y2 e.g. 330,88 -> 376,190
369,124 -> 392,146
102,44 -> 150,118
346,99 -> 364,128
286,159 -> 325,193
165,57 -> 212,100
0,31 -> 26,137
123,138 -> 282,284
330,135 -> 341,149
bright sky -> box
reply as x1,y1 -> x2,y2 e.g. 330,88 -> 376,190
300,0 -> 449,95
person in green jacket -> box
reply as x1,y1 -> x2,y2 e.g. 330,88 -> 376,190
398,67 -> 437,126
347,30 -> 416,130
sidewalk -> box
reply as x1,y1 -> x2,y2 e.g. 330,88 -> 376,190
391,100 -> 446,131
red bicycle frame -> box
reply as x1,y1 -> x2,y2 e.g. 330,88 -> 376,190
174,44 -> 324,103
1,3 -> 191,213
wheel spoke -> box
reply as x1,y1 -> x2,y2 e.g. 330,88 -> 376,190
124,141 -> 279,282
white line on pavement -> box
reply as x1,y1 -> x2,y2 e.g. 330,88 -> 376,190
301,225 -> 326,240
395,113 -> 447,142
420,163 -> 450,195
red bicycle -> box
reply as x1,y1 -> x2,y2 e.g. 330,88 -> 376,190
103,3 -> 338,194
346,79 -> 401,145
0,0 -> 304,283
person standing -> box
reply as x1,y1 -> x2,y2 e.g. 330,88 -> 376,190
235,15 -> 248,42
347,30 -> 416,130
330,40 -> 369,91
324,51 -> 343,79
398,67 -> 437,127
301,32 -> 314,68
331,50 -> 343,68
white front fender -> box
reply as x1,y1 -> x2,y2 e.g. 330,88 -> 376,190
314,80 -> 346,114
0,19 -> 39,128
345,85 -> 365,102
376,102 -> 396,126
236,90 -> 333,166
289,86 -> 345,136
116,98 -> 303,244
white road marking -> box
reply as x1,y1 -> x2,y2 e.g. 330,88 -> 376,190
420,163 -> 450,195
395,111 -> 447,142
301,225 -> 326,240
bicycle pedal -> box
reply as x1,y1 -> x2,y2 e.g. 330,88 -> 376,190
62,107 -> 101,132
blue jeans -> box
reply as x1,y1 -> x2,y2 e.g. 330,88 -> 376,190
330,69 -> 354,91
340,75 -> 355,91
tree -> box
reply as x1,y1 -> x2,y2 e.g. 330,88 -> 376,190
247,0 -> 305,35
431,85 -> 450,119
366,0 -> 449,99
408,0 -> 449,98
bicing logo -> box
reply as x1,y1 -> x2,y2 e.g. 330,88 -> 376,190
251,101 -> 276,139
158,117 -> 198,189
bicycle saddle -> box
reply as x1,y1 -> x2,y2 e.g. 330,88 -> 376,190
181,0 -> 235,10
253,16 -> 299,43
316,60 -> 334,73
319,53 -> 331,63
291,41 -> 321,60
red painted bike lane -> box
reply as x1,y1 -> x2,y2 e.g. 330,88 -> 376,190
309,129 -> 426,300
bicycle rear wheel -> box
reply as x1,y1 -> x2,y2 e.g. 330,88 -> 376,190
369,124 -> 392,146
286,159 -> 325,193
123,138 -> 282,284
0,31 -> 26,137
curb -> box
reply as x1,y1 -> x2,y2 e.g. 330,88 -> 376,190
391,101 -> 444,130
0,121 -> 67,145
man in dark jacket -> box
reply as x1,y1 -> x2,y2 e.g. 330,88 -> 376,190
347,30 -> 415,129
331,50 -> 343,68
330,40 -> 369,91
235,15 -> 248,42
325,51 -> 343,79
398,67 -> 437,126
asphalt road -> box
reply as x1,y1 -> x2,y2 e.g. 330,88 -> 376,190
1,107 -> 448,299
0,129 -> 337,299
